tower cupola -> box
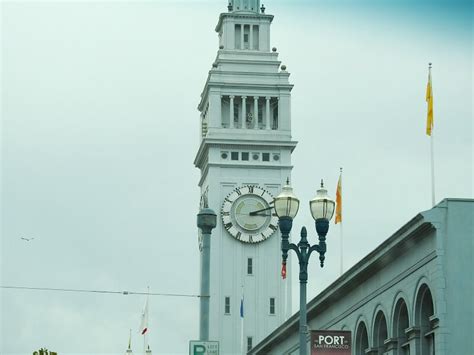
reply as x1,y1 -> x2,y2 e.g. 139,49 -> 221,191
217,0 -> 273,52
228,0 -> 261,13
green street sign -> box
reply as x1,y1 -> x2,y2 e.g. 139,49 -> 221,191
189,340 -> 219,355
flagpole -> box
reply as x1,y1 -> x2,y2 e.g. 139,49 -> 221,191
427,63 -> 436,206
336,167 -> 343,276
145,286 -> 149,355
240,284 -> 244,355
430,131 -> 436,206
128,329 -> 132,354
340,221 -> 344,276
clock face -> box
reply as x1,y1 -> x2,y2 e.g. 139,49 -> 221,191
221,185 -> 279,243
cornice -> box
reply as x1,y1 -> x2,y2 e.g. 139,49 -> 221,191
198,74 -> 293,110
216,58 -> 281,67
194,137 -> 298,170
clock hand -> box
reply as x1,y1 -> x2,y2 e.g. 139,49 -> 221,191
251,212 -> 271,216
249,206 -> 274,216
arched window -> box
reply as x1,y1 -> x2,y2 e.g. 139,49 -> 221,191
373,311 -> 388,355
415,284 -> 435,355
393,298 -> 410,355
355,322 -> 369,355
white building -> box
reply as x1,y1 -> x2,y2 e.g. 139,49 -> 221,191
194,1 -> 296,353
249,199 -> 474,355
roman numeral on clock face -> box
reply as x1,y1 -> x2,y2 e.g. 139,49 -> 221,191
224,222 -> 233,230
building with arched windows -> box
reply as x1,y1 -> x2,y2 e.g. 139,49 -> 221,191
249,198 -> 473,355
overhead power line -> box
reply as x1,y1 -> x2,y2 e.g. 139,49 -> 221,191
1,285 -> 201,298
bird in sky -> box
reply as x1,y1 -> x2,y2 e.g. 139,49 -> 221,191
20,237 -> 35,241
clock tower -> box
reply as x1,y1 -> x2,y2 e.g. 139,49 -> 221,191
194,1 -> 296,353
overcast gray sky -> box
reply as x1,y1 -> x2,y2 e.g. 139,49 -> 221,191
1,0 -> 472,354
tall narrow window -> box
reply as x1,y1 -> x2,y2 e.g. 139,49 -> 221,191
234,101 -> 240,127
221,97 -> 230,128
235,24 -> 242,49
247,258 -> 253,275
272,101 -> 279,130
269,297 -> 275,315
258,100 -> 263,128
243,25 -> 250,49
247,337 -> 253,351
224,297 -> 231,314
246,101 -> 252,127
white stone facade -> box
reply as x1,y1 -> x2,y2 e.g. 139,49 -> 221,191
194,2 -> 296,354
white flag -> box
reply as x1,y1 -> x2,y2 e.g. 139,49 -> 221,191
139,296 -> 149,335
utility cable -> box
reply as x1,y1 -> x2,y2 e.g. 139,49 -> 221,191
0,285 -> 201,298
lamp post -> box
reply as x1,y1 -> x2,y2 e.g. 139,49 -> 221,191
197,207 -> 217,341
274,180 -> 335,355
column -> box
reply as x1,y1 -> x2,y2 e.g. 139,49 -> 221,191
278,93 -> 291,131
208,91 -> 221,128
405,327 -> 421,354
229,96 -> 235,129
275,97 -> 280,130
250,25 -> 253,50
242,96 -> 247,128
265,96 -> 271,130
241,26 -> 244,50
253,96 -> 258,129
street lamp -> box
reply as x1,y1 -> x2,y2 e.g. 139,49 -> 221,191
274,180 -> 335,355
197,207 -> 217,341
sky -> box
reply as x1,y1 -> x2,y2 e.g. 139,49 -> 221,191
1,0 -> 472,354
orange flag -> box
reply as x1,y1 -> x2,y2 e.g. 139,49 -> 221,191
335,172 -> 342,224
426,65 -> 434,136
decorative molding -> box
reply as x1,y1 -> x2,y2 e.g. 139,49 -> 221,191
405,326 -> 421,340
384,337 -> 398,350
429,314 -> 439,329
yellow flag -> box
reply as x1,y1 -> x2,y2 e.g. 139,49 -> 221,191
426,69 -> 434,136
335,173 -> 342,224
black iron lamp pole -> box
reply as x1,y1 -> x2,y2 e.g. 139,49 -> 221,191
274,180 -> 335,355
